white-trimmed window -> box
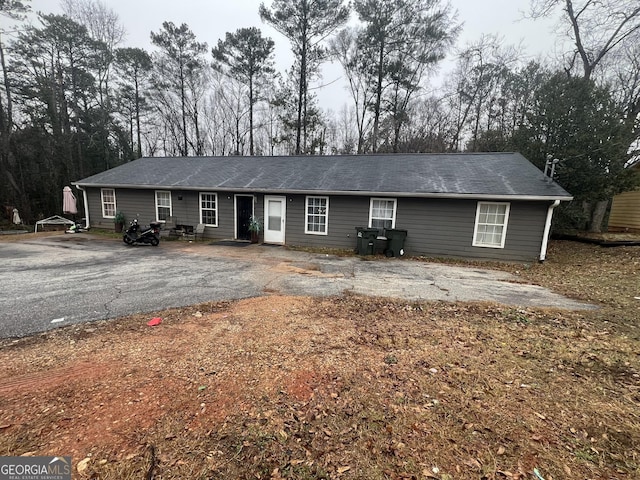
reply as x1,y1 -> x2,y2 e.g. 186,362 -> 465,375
155,190 -> 172,222
101,188 -> 116,218
369,198 -> 396,230
200,192 -> 218,226
305,196 -> 329,235
472,202 -> 510,248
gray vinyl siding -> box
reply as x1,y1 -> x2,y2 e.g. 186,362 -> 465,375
394,198 -> 547,262
86,187 -> 263,240
87,188 -> 162,230
86,187 -> 548,261
286,195 -> 548,262
285,195 -> 370,249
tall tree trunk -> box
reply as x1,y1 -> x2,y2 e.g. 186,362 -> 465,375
581,201 -> 591,230
564,0 -> 593,80
134,74 -> 142,158
372,38 -> 385,153
193,99 -> 202,156
0,33 -> 13,129
296,37 -> 307,155
249,74 -> 255,156
235,114 -> 241,155
303,75 -> 309,153
589,199 -> 610,233
356,101 -> 367,154
69,52 -> 85,178
179,66 -> 188,156
0,33 -> 22,202
129,111 -> 134,159
391,83 -> 402,153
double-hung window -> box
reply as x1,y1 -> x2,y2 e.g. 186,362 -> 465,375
305,196 -> 329,235
155,191 -> 172,222
101,188 -> 116,218
472,202 -> 510,248
369,198 -> 396,230
200,193 -> 218,226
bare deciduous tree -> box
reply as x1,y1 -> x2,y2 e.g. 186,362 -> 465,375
150,22 -> 208,156
530,0 -> 640,80
212,27 -> 275,156
529,0 -> 640,230
260,0 -> 349,154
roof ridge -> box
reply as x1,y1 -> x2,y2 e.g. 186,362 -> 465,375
137,152 -> 520,161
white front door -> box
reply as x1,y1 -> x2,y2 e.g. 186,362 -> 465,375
263,196 -> 286,244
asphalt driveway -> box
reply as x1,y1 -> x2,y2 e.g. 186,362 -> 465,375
0,234 -> 592,338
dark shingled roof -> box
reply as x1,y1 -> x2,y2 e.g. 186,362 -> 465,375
73,153 -> 572,200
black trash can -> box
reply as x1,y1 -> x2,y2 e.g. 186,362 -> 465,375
355,227 -> 379,255
375,234 -> 389,254
384,229 -> 408,257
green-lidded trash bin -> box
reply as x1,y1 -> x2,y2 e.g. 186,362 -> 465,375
355,227 -> 379,255
384,229 -> 408,257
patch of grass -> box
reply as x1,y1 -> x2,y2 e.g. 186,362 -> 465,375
505,308 -> 532,324
287,245 -> 356,257
574,448 -> 598,463
383,354 -> 398,365
88,228 -> 122,239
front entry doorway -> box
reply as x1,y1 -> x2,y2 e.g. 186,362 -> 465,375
263,196 -> 286,244
235,195 -> 253,241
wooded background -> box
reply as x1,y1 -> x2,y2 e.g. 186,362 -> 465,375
1,0 -> 638,231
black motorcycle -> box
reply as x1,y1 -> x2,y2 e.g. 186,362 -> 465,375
123,218 -> 161,246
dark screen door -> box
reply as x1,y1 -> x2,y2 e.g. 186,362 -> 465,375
236,196 -> 253,240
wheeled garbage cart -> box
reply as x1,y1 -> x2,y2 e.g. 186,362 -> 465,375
384,229 -> 408,257
355,227 -> 379,255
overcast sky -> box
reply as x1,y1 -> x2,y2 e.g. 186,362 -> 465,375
24,0 -> 561,110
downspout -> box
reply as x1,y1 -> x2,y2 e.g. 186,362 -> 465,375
539,200 -> 560,262
76,185 -> 90,229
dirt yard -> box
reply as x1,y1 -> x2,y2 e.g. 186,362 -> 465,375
0,240 -> 638,479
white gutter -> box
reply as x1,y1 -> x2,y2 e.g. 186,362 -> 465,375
539,200 -> 560,262
76,185 -> 90,229
72,183 -> 573,202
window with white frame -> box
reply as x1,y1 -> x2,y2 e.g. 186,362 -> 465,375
305,196 -> 329,234
155,191 -> 172,222
472,202 -> 510,248
369,198 -> 396,230
200,192 -> 218,226
101,188 -> 116,218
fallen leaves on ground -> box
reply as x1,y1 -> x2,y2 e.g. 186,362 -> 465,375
0,240 -> 639,479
